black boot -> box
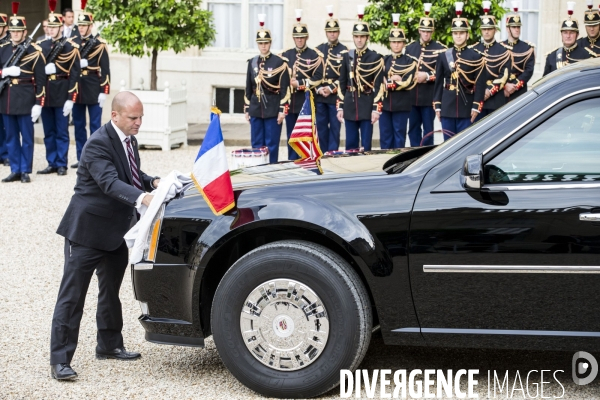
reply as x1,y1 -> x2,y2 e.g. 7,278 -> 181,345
1,172 -> 21,182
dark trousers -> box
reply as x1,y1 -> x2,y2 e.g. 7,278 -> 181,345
250,116 -> 281,164
0,113 -> 7,161
473,108 -> 490,123
408,106 -> 435,147
73,103 -> 102,161
440,117 -> 472,142
379,110 -> 410,149
50,239 -> 128,364
41,107 -> 70,168
316,102 -> 341,152
3,114 -> 33,174
284,112 -> 300,161
345,119 -> 373,151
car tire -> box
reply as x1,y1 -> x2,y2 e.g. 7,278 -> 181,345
211,240 -> 372,399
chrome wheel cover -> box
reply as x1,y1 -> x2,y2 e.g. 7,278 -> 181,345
240,279 -> 330,371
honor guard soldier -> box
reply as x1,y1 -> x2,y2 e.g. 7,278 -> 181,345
244,14 -> 290,164
544,3 -> 595,76
313,6 -> 347,153
578,1 -> 600,53
37,0 -> 80,176
280,9 -> 322,160
0,10 -> 10,166
336,5 -> 384,151
379,14 -> 417,149
503,1 -> 535,101
433,2 -> 485,141
71,0 -> 110,169
405,3 -> 446,147
472,1 -> 512,121
0,2 -> 47,183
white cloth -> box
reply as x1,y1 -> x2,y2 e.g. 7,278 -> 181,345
111,121 -> 147,208
45,63 -> 56,75
80,59 -> 88,69
124,170 -> 193,264
63,25 -> 73,38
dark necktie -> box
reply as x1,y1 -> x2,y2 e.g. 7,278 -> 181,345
124,137 -> 143,190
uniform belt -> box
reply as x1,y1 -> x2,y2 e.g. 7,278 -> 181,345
81,69 -> 99,76
10,78 -> 34,85
48,74 -> 69,81
444,83 -> 474,94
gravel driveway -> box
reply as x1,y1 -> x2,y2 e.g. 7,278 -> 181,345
1,144 -> 598,399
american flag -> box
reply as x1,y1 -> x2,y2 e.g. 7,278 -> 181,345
288,91 -> 323,174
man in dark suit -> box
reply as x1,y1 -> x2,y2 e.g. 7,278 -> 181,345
50,91 -> 160,380
61,8 -> 81,44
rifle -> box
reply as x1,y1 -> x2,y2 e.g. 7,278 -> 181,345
46,36 -> 68,65
0,23 -> 41,96
80,24 -> 107,60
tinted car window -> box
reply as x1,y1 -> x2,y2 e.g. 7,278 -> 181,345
485,98 -> 600,184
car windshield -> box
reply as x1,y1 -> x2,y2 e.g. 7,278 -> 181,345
401,90 -> 538,174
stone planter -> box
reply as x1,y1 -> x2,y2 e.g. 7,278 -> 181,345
120,80 -> 188,151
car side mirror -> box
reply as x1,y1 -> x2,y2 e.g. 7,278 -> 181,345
461,154 -> 482,190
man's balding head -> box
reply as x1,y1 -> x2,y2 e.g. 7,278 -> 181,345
111,92 -> 144,136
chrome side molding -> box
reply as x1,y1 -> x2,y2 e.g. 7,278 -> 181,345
580,213 -> 600,222
133,263 -> 154,270
392,327 -> 600,337
423,265 -> 600,273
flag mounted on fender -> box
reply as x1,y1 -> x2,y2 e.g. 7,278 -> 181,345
191,108 -> 235,215
288,91 -> 324,175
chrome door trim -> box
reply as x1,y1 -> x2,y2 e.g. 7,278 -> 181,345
133,263 -> 154,270
392,328 -> 600,337
484,182 -> 600,191
580,213 -> 600,221
423,265 -> 600,273
482,86 -> 600,155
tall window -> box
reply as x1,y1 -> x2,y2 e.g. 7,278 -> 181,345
208,0 -> 284,51
500,0 -> 539,45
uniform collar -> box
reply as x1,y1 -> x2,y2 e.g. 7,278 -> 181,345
295,45 -> 307,53
328,40 -> 339,48
259,52 -> 271,60
52,36 -> 63,43
420,39 -> 430,47
391,49 -> 404,58
589,33 -> 600,43
454,43 -> 467,51
564,42 -> 578,52
356,47 -> 368,56
483,39 -> 496,49
507,38 -> 519,46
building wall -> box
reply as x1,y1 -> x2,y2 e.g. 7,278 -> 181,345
94,1 -> 589,124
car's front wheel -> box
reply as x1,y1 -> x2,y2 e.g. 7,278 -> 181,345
211,240 -> 372,398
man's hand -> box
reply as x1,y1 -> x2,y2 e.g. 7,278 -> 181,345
371,112 -> 380,124
389,74 -> 402,81
142,194 -> 154,207
504,88 -> 510,98
471,110 -> 479,123
2,66 -> 20,77
152,178 -> 161,189
416,72 -> 429,84
245,112 -> 250,123
98,93 -> 107,108
318,87 -> 331,97
31,105 -> 42,123
62,100 -> 73,117
337,110 -> 344,124
484,89 -> 491,101
436,110 -> 441,121
277,112 -> 285,124
504,82 -> 516,95
45,63 -> 57,75
291,78 -> 299,89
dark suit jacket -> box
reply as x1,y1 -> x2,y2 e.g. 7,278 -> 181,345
57,122 -> 155,252
64,25 -> 82,45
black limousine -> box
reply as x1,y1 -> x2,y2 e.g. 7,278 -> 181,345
132,59 -> 600,398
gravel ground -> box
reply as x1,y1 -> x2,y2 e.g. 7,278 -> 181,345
1,144 -> 599,399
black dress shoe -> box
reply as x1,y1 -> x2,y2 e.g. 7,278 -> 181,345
51,363 -> 77,380
70,162 -> 79,169
1,172 -> 21,182
37,166 -> 58,174
96,346 -> 141,360
21,173 -> 31,183
57,167 -> 67,176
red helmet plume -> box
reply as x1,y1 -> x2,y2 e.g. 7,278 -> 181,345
12,2 -> 19,15
48,0 -> 57,12
81,0 -> 88,10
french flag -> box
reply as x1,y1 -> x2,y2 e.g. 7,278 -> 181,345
191,109 -> 235,215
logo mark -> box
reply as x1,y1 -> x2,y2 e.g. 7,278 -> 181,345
279,320 -> 287,331
573,351 -> 598,385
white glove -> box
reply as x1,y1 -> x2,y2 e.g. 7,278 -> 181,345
98,93 -> 106,108
80,59 -> 88,69
45,63 -> 57,75
31,105 -> 42,123
62,100 -> 74,117
2,66 -> 20,77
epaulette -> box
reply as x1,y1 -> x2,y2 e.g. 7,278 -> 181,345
524,40 -> 535,48
406,54 -> 419,62
281,48 -> 294,55
585,47 -> 598,57
546,47 -> 560,56
468,43 -> 477,49
407,40 -> 415,46
315,48 -> 324,57
31,43 -> 42,52
98,37 -> 107,44
500,42 -> 512,50
276,54 -> 289,62
67,37 -> 80,49
440,43 -> 448,49
36,38 -> 49,45
340,49 -> 349,54
0,41 -> 10,48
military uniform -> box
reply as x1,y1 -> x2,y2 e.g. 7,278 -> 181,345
280,14 -> 322,160
406,11 -> 446,146
0,4 -> 47,183
544,16 -> 595,76
577,9 -> 600,54
473,14 -> 512,121
503,9 -> 535,103
337,15 -> 384,151
313,11 -> 347,152
244,17 -> 290,164
38,6 -> 80,175
379,22 -> 417,149
72,5 -> 111,168
433,11 -> 485,141
0,12 -> 10,166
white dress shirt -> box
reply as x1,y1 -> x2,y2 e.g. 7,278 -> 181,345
63,25 -> 73,38
111,120 -> 148,208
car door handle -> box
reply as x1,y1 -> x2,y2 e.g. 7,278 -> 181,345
580,213 -> 600,222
